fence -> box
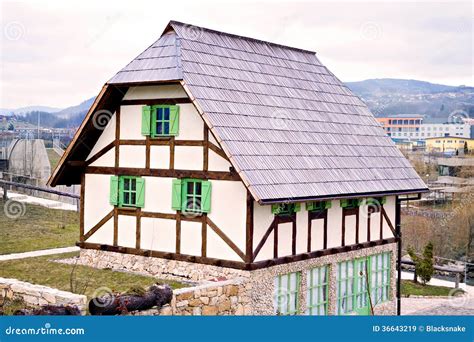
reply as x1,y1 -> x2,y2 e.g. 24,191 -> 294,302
0,179 -> 80,211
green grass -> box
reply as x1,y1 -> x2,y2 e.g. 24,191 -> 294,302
0,252 -> 185,301
46,148 -> 62,170
401,279 -> 464,297
0,199 -> 78,254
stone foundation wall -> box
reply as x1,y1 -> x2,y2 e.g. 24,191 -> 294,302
78,249 -> 248,282
77,243 -> 397,316
0,278 -> 87,314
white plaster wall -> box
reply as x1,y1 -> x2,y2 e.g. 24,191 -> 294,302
370,212 -> 382,241
326,200 -> 342,248
149,146 -> 170,169
117,215 -> 136,248
208,150 -> 231,172
207,227 -> 241,261
208,180 -> 247,255
86,114 -> 115,160
345,215 -> 357,245
143,177 -> 174,214
120,105 -> 144,140
310,218 -> 324,251
123,85 -> 186,100
179,103 -> 204,141
174,146 -> 203,170
359,205 -> 369,243
180,221 -> 202,256
87,219 -> 113,245
89,148 -> 115,167
277,222 -> 293,257
140,217 -> 176,253
253,203 -> 274,262
296,210 -> 308,254
209,132 -> 219,146
119,145 -> 146,168
383,196 -> 396,238
84,174 -> 113,233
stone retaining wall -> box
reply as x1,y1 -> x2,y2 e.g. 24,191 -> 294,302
129,278 -> 252,316
0,278 -> 87,314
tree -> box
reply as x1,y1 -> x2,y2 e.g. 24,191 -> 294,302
7,123 -> 14,131
408,242 -> 434,285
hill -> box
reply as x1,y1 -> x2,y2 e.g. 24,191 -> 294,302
346,79 -> 474,118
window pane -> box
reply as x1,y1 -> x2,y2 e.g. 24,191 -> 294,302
164,122 -> 169,134
157,122 -> 162,135
131,192 -> 136,204
164,107 -> 170,120
195,181 -> 202,195
124,192 -> 129,204
157,108 -> 163,120
130,179 -> 136,191
187,182 -> 194,195
124,178 -> 130,190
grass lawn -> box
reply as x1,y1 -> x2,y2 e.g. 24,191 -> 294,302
401,279 -> 464,297
0,252 -> 185,301
0,199 -> 78,255
46,148 -> 62,170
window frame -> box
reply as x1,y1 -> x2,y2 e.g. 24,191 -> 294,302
336,252 -> 391,315
274,272 -> 301,315
370,252 -> 391,305
182,179 -> 203,214
120,176 -> 138,208
306,266 -> 329,315
151,105 -> 172,137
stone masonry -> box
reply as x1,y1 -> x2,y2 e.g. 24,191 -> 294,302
78,243 -> 397,315
0,277 -> 87,314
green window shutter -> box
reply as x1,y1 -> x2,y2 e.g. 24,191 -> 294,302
118,177 -> 125,206
141,106 -> 151,136
136,177 -> 146,208
169,105 -> 180,136
109,176 -> 119,205
294,203 -> 301,212
171,179 -> 183,210
271,204 -> 281,214
201,181 -> 212,213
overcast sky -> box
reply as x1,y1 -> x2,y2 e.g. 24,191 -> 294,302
1,0 -> 472,109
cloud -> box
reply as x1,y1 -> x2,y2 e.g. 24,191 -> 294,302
1,0 -> 472,108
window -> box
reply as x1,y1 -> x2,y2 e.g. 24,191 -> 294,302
271,203 -> 301,216
109,176 -> 145,208
336,259 -> 356,315
306,266 -> 329,315
370,253 -> 391,304
336,253 -> 391,315
141,105 -> 179,137
274,272 -> 300,315
306,200 -> 331,212
171,179 -> 212,214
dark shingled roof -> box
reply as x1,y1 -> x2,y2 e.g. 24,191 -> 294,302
66,21 -> 428,202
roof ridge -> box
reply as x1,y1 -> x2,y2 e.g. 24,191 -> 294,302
168,20 -> 317,55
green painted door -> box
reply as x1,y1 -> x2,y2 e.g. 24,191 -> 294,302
354,258 -> 371,315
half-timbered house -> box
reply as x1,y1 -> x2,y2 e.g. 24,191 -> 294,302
49,21 -> 428,315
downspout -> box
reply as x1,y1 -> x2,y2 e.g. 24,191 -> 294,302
395,196 -> 402,316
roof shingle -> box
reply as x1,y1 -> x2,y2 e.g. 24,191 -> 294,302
108,20 -> 427,202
